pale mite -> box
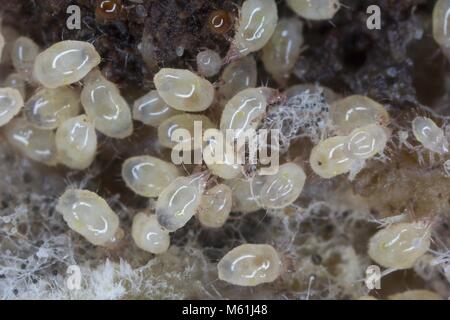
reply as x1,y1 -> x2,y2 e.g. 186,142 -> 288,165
233,0 -> 278,56
217,244 -> 282,286
225,175 -> 266,213
81,70 -> 133,139
284,83 -> 341,103
5,117 -> 57,165
309,136 -> 356,179
330,95 -> 389,135
131,212 -> 170,254
218,55 -> 257,101
411,116 -> 449,154
343,124 -> 389,160
197,184 -> 232,228
11,36 -> 40,82
262,18 -> 304,85
259,163 -> 306,209
56,189 -> 119,246
121,155 -> 181,197
432,0 -> 450,49
0,87 -> 24,127
33,40 -> 101,88
24,86 -> 81,130
3,73 -> 26,98
55,115 -> 97,170
196,49 -> 222,78
156,173 -> 208,232
388,290 -> 442,300
153,68 -> 215,112
286,0 -> 341,20
368,222 -> 431,269
132,90 -> 180,127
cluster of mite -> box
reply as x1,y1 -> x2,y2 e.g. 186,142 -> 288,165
0,0 -> 450,297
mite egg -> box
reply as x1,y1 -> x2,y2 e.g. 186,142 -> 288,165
154,68 -> 215,112
388,290 -> 442,300
55,115 -> 97,170
131,212 -> 170,254
196,49 -> 222,78
432,0 -> 450,48
81,70 -> 133,139
24,86 -> 81,130
286,0 -> 341,21
225,175 -> 266,213
208,9 -> 233,35
132,90 -> 180,127
56,189 -> 119,246
368,222 -> 431,269
218,55 -> 257,101
11,36 -> 40,82
33,40 -> 101,88
343,124 -> 389,160
121,155 -> 181,198
217,244 -> 282,286
197,184 -> 232,228
3,73 -> 26,98
0,87 -> 24,127
412,116 -> 449,154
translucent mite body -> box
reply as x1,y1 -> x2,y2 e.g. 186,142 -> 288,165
412,117 -> 449,154
33,40 -> 101,88
218,244 -> 282,286
286,0 -> 341,20
226,175 -> 266,213
154,68 -> 215,112
368,222 -> 431,269
81,70 -> 133,139
285,83 -> 340,103
132,90 -> 180,127
432,0 -> 450,49
196,49 -> 222,78
0,88 -> 24,127
12,37 -> 39,82
156,173 -> 208,232
388,290 -> 442,300
3,73 -> 26,98
344,124 -> 389,160
55,115 -> 97,170
218,56 -> 257,101
121,155 -> 181,197
5,117 -> 57,165
24,87 -> 80,130
197,184 -> 232,228
262,18 -> 304,85
56,189 -> 119,246
132,212 -> 170,254
233,0 -> 278,57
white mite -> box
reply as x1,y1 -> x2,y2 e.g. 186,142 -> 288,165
3,73 -> 26,98
286,0 -> 341,20
388,290 -> 442,300
132,90 -> 180,127
433,0 -> 450,49
56,189 -> 119,246
156,173 -> 208,232
225,175 -> 266,213
81,70 -> 133,139
197,184 -> 232,228
24,86 -> 81,130
218,55 -> 257,101
154,68 -> 215,112
284,83 -> 341,103
330,95 -> 390,135
344,124 -> 389,160
218,244 -> 282,286
132,212 -> 170,254
121,155 -> 181,197
33,40 -> 101,88
5,117 -> 57,165
196,49 -> 222,78
11,36 -> 40,82
412,116 -> 449,154
55,115 -> 97,170
233,0 -> 278,57
0,87 -> 24,127
368,222 -> 431,270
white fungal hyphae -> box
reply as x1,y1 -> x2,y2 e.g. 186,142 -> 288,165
286,0 -> 341,20
56,189 -> 119,246
81,70 -> 133,138
197,184 -> 232,228
310,136 -> 356,179
12,36 -> 40,82
412,116 -> 449,154
344,124 -> 389,160
158,113 -> 215,149
132,90 -> 180,127
330,95 -> 389,135
0,87 -> 24,127
218,56 -> 257,101
34,40 -> 101,88
154,68 -> 215,112
24,86 -> 80,130
196,49 -> 222,78
218,244 -> 282,286
260,163 -> 306,209
156,173 -> 208,232
3,73 -> 26,98
285,83 -> 340,103
132,212 -> 170,254
262,18 -> 304,85
5,117 -> 57,165
432,0 -> 450,48
388,290 -> 443,300
122,155 -> 181,197
226,175 -> 266,213
55,115 -> 97,170
368,222 -> 431,269
233,0 -> 278,56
